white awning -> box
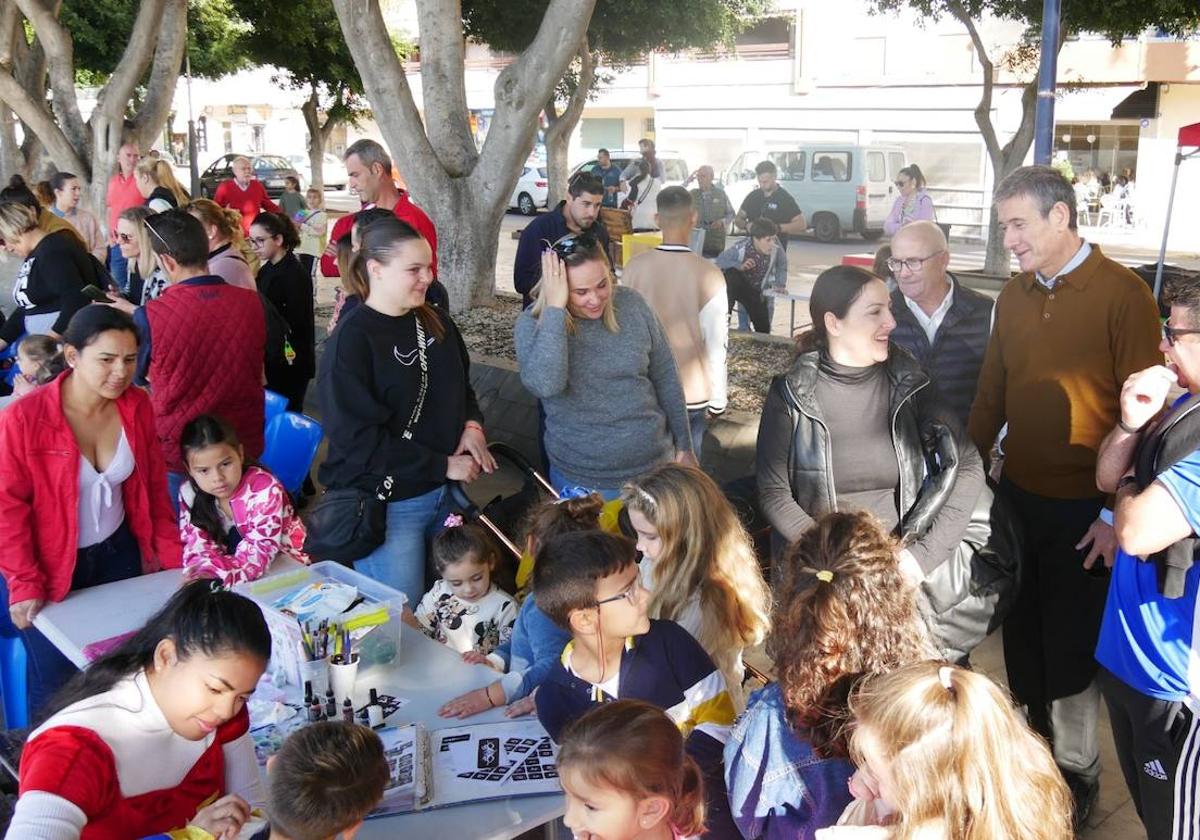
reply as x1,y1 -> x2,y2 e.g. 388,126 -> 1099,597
1053,85 -> 1145,122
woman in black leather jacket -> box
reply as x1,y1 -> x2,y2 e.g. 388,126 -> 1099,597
756,265 -> 985,585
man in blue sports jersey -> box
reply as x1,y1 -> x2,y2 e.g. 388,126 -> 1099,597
1094,274 -> 1200,840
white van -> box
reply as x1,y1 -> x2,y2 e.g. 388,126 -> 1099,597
722,144 -> 908,242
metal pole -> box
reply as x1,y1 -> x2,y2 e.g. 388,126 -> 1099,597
1033,0 -> 1062,165
186,52 -> 200,197
1154,151 -> 1184,300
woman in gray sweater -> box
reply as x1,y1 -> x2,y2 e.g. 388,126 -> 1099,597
515,233 -> 695,498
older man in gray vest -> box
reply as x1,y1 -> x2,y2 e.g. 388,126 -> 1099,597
887,220 -> 994,426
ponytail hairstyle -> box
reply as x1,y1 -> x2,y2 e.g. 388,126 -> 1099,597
620,463 -> 770,669
558,700 -> 706,837
253,211 -> 301,253
796,265 -> 880,355
189,197 -> 252,263
0,174 -> 41,213
118,206 -> 157,279
350,215 -> 445,341
16,334 -> 66,385
898,164 -> 926,190
34,180 -> 54,208
770,511 -> 936,757
432,517 -> 512,594
849,662 -> 1073,840
42,579 -> 271,721
180,414 -> 250,546
522,493 -> 605,557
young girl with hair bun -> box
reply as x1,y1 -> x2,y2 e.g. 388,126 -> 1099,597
415,516 -> 517,657
816,661 -> 1073,840
725,511 -> 938,840
559,699 -> 707,840
620,463 -> 769,710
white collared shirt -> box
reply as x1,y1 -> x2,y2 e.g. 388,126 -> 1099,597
1036,241 -> 1092,289
903,282 -> 955,344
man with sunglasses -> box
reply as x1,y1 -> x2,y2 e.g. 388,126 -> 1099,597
1092,274 -> 1200,840
968,165 -> 1161,826
513,172 -> 609,308
887,220 -> 993,426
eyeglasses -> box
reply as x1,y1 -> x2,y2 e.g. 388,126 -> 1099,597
117,232 -> 135,244
1162,324 -> 1200,346
248,236 -> 270,247
143,218 -> 173,256
545,231 -> 599,259
886,250 -> 944,274
595,577 -> 641,608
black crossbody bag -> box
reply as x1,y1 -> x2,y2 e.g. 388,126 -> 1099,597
304,316 -> 430,564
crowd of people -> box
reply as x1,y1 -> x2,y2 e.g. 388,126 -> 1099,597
0,131 -> 1191,840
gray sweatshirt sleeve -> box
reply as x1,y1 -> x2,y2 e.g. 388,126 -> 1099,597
640,297 -> 695,453
756,378 -> 816,543
514,307 -> 571,398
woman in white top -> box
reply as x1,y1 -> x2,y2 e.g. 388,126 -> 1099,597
50,172 -> 106,262
620,463 -> 771,710
0,306 -> 182,714
624,160 -> 663,231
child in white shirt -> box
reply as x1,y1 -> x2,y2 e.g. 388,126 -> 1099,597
415,515 -> 518,656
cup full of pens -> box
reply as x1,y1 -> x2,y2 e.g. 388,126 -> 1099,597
305,621 -> 359,704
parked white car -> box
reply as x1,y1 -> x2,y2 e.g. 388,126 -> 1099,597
287,153 -> 349,191
509,165 -> 549,215
569,151 -> 690,187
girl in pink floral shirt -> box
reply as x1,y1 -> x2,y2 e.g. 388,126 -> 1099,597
178,414 -> 310,585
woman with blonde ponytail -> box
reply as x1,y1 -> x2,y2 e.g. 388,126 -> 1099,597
817,661 -> 1072,840
559,700 -> 708,840
620,463 -> 769,710
187,198 -> 255,290
725,511 -> 937,840
316,215 -> 495,605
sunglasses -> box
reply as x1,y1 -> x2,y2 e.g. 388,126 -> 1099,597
1162,324 -> 1200,347
545,231 -> 599,259
117,232 -> 135,244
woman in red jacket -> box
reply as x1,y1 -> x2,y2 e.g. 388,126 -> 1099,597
0,305 -> 182,713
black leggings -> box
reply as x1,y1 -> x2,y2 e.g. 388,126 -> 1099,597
722,268 -> 770,333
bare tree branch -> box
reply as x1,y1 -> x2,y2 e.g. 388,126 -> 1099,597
414,0 -> 477,176
129,0 -> 187,151
13,0 -> 87,152
0,58 -> 84,175
947,0 -> 1002,166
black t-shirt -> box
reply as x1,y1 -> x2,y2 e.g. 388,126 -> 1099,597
317,304 -> 484,500
739,186 -> 802,246
0,230 -> 94,343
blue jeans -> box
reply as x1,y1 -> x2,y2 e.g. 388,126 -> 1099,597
688,407 -> 709,462
547,465 -> 622,502
167,471 -> 187,516
354,485 -> 455,607
108,244 -> 130,294
5,521 -> 143,717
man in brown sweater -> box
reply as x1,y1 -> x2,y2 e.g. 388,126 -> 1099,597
622,186 -> 727,461
967,165 -> 1162,825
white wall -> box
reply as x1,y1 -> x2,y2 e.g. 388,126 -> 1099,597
1135,83 -> 1200,253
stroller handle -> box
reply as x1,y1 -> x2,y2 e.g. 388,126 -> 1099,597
447,481 -> 524,560
487,441 -> 557,497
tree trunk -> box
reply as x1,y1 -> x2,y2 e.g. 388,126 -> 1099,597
331,0 -> 598,311
0,104 -> 22,177
543,42 -> 595,205
301,88 -> 326,192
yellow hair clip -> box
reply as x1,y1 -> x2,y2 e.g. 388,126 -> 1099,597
815,570 -> 834,583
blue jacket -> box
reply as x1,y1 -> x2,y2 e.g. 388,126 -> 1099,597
714,236 -> 788,292
513,202 -> 611,307
488,595 -> 572,703
725,682 -> 854,840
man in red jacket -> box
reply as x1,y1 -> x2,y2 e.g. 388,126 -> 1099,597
320,139 -> 439,278
213,156 -> 282,235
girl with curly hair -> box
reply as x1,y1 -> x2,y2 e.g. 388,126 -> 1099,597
724,511 -> 937,840
815,662 -> 1072,840
621,463 -> 770,710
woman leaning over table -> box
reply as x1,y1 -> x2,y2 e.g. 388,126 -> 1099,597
0,306 -> 181,714
514,231 -> 695,500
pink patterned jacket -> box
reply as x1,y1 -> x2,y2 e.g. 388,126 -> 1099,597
179,465 -> 311,585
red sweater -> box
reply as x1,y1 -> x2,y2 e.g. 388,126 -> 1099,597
319,191 -> 439,277
0,374 -> 182,606
212,178 -> 281,235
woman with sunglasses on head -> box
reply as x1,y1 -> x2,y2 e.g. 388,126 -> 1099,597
515,232 -> 695,500
317,216 -> 495,606
884,164 -> 935,236
249,212 -> 315,414
756,265 -> 983,592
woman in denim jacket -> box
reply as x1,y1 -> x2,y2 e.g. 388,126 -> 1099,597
724,511 -> 937,839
